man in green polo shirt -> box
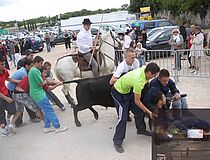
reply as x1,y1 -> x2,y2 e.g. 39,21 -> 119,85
111,62 -> 160,153
28,56 -> 68,133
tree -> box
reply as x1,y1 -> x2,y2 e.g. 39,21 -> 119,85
121,4 -> 129,10
181,0 -> 209,28
128,0 -> 146,19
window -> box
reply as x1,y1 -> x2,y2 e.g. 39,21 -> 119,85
158,21 -> 173,27
91,28 -> 99,35
157,31 -> 171,41
144,22 -> 155,29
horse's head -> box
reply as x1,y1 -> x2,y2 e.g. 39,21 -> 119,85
99,31 -> 122,60
100,31 -> 122,49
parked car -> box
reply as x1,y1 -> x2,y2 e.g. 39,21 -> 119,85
146,28 -> 173,50
92,24 -> 124,40
22,36 -> 44,54
131,19 -> 174,31
147,26 -> 178,37
146,28 -> 174,59
54,31 -> 72,45
54,32 -> 65,45
114,23 -> 132,32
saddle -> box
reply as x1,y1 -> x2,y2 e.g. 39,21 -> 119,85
72,49 -> 102,71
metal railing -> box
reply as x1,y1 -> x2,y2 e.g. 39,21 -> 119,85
145,49 -> 210,82
114,49 -> 124,66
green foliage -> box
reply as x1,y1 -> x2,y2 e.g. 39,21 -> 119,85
130,0 -> 210,18
128,0 -> 145,13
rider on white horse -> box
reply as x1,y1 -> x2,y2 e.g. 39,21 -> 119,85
76,18 -> 99,77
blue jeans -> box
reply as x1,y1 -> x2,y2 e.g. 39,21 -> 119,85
137,55 -> 145,67
46,90 -> 64,109
166,93 -> 188,109
36,96 -> 60,128
46,42 -> 51,52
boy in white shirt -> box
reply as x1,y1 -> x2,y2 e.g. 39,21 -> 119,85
110,48 -> 139,85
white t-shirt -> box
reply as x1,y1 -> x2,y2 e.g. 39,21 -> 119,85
113,59 -> 139,78
123,35 -> 132,49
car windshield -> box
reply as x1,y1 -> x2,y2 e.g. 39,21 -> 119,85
147,30 -> 163,42
147,28 -> 162,37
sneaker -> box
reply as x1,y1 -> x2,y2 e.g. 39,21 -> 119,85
190,69 -> 195,73
1,128 -> 8,137
8,124 -> 16,133
114,144 -> 124,153
137,130 -> 152,136
192,71 -> 197,75
30,118 -> 41,123
55,126 -> 68,133
60,106 -> 67,111
43,127 -> 55,133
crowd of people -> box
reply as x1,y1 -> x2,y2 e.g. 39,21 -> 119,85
43,30 -> 78,53
0,49 -> 68,136
169,23 -> 205,75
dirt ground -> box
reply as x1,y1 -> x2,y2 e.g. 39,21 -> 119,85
1,44 -> 210,160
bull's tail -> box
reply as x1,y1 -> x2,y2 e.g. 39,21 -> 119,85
63,79 -> 80,84
63,77 -> 91,84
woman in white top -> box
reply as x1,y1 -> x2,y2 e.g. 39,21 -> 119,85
190,26 -> 204,74
169,29 -> 184,71
123,29 -> 132,51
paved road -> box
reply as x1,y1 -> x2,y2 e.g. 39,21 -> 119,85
1,45 -> 210,160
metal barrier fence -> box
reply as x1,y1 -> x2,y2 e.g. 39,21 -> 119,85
114,49 -> 124,66
145,49 -> 210,82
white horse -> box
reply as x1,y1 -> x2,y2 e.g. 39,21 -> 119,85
54,32 -> 122,105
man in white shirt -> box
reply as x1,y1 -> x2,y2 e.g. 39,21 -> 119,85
110,48 -> 139,85
76,18 -> 99,77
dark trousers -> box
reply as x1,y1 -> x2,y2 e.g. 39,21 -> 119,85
0,97 -> 16,125
65,42 -> 71,49
187,51 -> 192,67
46,90 -> 64,109
111,88 -> 143,145
175,50 -> 181,70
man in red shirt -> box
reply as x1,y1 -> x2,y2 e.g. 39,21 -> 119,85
0,56 -> 19,136
8,77 -> 44,133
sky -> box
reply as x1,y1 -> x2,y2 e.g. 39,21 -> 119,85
0,0 -> 130,22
